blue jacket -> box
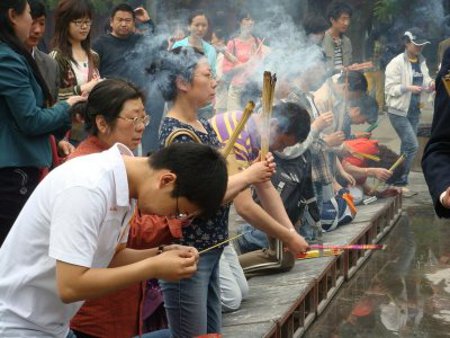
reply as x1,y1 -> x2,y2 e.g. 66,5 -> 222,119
0,43 -> 70,168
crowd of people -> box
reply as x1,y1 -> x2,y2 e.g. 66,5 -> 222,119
0,0 -> 446,337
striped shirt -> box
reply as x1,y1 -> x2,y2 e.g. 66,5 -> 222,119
210,111 -> 260,167
333,38 -> 344,68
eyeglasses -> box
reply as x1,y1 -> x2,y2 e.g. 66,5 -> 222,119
117,114 -> 150,128
72,19 -> 92,28
169,196 -> 196,226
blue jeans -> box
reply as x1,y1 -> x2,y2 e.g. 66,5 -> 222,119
388,109 -> 420,186
237,223 -> 269,253
160,248 -> 223,337
219,245 -> 249,312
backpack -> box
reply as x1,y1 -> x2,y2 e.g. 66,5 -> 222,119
261,151 -> 320,226
321,188 -> 357,232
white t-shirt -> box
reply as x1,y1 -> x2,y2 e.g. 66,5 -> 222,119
0,144 -> 136,337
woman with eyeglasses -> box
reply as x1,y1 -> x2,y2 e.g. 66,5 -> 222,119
66,79 -> 174,338
66,78 -> 148,159
50,0 -> 101,146
0,0 -> 85,246
154,46 -> 276,337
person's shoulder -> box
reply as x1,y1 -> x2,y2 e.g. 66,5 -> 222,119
0,44 -> 29,73
171,38 -> 188,49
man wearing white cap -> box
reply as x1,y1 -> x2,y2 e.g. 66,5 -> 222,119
385,28 -> 435,196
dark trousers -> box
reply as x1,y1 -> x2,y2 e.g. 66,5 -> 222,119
0,167 -> 40,246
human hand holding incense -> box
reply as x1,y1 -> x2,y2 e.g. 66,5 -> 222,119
368,168 -> 392,182
284,230 -> 309,255
162,244 -> 199,262
242,152 -> 276,184
151,248 -> 198,282
324,131 -> 345,147
312,112 -> 334,132
354,131 -> 372,139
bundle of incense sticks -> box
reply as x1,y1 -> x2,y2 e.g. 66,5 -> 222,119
261,71 -> 277,158
309,244 -> 386,250
354,152 -> 380,162
254,38 -> 266,56
365,121 -> 379,133
296,248 -> 342,259
222,101 -> 255,158
371,153 -> 406,193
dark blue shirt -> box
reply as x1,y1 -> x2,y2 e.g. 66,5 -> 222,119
159,117 -> 229,250
410,60 -> 423,112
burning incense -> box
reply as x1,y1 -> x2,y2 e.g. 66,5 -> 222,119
254,38 -> 266,56
388,153 -> 406,172
309,244 -> 386,250
199,231 -> 250,255
365,121 -> 379,133
354,152 -> 380,162
261,71 -> 277,158
370,154 -> 406,193
296,248 -> 342,259
221,101 -> 255,158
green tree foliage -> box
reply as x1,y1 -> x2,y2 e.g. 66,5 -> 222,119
374,0 -> 415,23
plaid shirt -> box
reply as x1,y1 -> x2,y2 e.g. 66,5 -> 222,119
287,88 -> 333,184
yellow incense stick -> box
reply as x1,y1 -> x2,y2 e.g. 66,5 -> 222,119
354,152 -> 380,162
199,232 -> 249,255
371,154 -> 406,193
221,101 -> 255,158
261,72 -> 277,158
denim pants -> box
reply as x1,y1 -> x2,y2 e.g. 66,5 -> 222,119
159,248 -> 223,337
388,109 -> 420,186
219,245 -> 249,312
237,223 -> 269,253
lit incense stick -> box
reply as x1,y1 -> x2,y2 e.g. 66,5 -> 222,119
296,248 -> 343,259
221,101 -> 255,158
370,153 -> 406,193
309,244 -> 386,250
354,152 -> 380,162
261,71 -> 277,158
199,231 -> 250,255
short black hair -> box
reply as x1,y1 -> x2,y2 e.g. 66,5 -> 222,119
273,101 -> 311,143
149,143 -> 228,218
29,0 -> 47,19
350,94 -> 378,124
70,79 -> 145,135
304,16 -> 329,35
111,3 -> 136,19
337,71 -> 368,93
326,1 -> 353,22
